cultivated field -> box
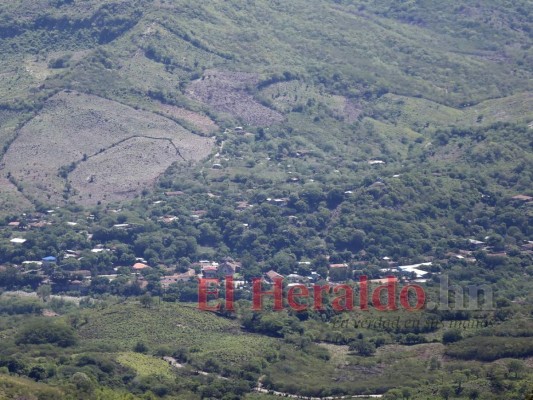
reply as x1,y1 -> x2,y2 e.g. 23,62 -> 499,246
69,136 -> 182,205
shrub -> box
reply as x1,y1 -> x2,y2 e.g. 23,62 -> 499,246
133,341 -> 148,354
349,339 -> 376,356
16,320 -> 77,347
48,55 -> 71,69
442,329 -> 462,344
446,337 -> 533,361
71,372 -> 94,393
28,365 -> 47,381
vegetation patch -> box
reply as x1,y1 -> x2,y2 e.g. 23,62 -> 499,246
0,374 -> 64,399
115,352 -> 175,379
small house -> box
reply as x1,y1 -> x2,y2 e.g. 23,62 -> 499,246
113,224 -> 130,229
511,195 -> 533,202
307,271 -> 320,283
265,270 -> 284,283
132,262 -> 150,271
236,201 -> 250,210
201,265 -> 219,279
160,269 -> 196,288
164,191 -> 185,197
42,256 -> 57,266
219,260 -> 241,276
286,273 -> 306,283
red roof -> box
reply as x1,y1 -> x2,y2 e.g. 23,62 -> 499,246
266,270 -> 283,281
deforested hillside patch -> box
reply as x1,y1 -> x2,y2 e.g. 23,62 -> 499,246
0,176 -> 34,216
157,103 -> 219,135
462,92 -> 533,126
68,137 -> 182,205
1,91 -> 214,206
187,69 -> 284,127
343,98 -> 363,124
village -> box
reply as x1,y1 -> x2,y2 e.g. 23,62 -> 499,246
1,195 -> 531,299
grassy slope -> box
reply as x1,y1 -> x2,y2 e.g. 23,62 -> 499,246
0,374 -> 65,398
373,92 -> 533,131
116,352 -> 176,379
78,301 -> 279,367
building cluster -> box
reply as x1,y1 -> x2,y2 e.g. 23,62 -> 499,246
1,192 -> 531,296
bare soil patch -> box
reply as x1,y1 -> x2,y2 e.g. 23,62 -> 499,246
259,80 -> 361,122
343,98 -> 363,123
187,69 -> 284,126
157,103 -> 218,134
0,176 -> 34,215
70,137 -> 178,205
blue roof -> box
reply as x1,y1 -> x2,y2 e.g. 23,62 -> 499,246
42,256 -> 57,262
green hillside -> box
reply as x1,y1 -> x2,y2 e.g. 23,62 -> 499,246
0,0 -> 531,209
0,1 -> 532,399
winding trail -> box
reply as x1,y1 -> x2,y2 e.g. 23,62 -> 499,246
255,376 -> 383,399
162,356 -> 228,380
161,360 -> 382,400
